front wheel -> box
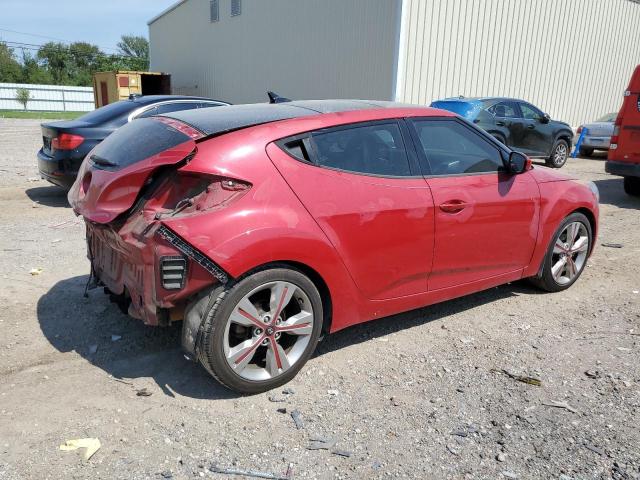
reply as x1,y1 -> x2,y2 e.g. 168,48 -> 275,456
530,212 -> 592,292
623,176 -> 640,196
195,267 -> 323,394
546,139 -> 569,168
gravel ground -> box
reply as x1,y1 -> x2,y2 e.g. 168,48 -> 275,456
0,118 -> 639,480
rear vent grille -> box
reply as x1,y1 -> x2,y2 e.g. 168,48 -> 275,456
160,256 -> 187,290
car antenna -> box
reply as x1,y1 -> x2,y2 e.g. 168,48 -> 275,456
267,91 -> 291,104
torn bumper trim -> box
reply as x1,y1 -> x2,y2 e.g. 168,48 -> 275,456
156,225 -> 231,284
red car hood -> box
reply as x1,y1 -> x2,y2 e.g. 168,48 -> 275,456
68,139 -> 196,224
529,165 -> 578,183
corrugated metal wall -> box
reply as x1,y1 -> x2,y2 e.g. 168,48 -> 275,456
396,0 -> 640,126
0,83 -> 94,112
149,0 -> 400,104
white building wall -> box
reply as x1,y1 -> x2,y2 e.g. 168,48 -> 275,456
149,0 -> 400,104
396,0 -> 640,126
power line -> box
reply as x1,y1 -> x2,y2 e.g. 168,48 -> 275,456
0,27 -> 122,53
2,40 -> 145,61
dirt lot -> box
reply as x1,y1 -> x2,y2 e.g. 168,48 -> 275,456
0,118 -> 639,480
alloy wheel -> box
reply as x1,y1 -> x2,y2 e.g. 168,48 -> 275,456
553,143 -> 568,166
551,222 -> 589,285
222,281 -> 314,381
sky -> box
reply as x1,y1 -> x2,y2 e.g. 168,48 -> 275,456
0,0 -> 177,54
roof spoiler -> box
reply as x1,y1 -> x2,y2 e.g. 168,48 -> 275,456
267,91 -> 291,104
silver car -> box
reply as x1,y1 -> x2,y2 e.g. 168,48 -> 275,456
575,112 -> 617,156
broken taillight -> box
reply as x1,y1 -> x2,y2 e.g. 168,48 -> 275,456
147,173 -> 251,219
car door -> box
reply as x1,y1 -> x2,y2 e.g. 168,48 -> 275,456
519,102 -> 553,156
266,120 -> 435,300
486,101 -> 529,153
407,118 -> 540,291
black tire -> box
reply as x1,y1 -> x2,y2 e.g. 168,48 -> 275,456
579,146 -> 594,157
529,212 -> 592,292
194,267 -> 323,394
546,139 -> 569,168
623,176 -> 640,197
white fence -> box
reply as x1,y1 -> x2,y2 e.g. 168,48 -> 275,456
0,83 -> 95,112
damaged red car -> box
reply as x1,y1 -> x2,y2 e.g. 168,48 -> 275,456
69,100 -> 599,393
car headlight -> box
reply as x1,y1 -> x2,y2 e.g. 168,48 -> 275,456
586,181 -> 599,202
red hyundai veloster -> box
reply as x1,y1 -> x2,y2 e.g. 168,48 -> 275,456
69,100 -> 599,393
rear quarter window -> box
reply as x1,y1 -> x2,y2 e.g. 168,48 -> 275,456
89,118 -> 192,170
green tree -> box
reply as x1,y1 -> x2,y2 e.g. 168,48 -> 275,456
21,51 -> 53,84
15,87 -> 30,110
117,35 -> 149,70
0,42 -> 23,82
37,42 -> 70,84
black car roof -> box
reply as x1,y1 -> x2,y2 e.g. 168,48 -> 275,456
131,95 -> 227,105
163,99 -> 415,136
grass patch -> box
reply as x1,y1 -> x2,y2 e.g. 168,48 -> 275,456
0,110 -> 86,120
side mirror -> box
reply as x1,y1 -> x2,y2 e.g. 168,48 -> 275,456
540,113 -> 551,124
508,151 -> 530,174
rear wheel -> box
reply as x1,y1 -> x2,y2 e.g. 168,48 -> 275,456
546,139 -> 569,168
195,267 -> 323,394
579,146 -> 594,157
530,212 -> 592,292
623,176 -> 640,196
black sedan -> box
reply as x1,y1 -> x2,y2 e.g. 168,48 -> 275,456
37,95 -> 230,189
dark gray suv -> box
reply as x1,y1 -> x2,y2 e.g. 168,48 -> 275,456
431,97 -> 574,168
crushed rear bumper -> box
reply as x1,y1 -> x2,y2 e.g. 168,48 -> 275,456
85,218 -> 226,326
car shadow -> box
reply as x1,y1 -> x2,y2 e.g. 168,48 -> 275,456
38,275 -> 539,398
315,281 -> 540,357
37,275 -> 237,400
593,178 -> 640,209
25,186 -> 69,208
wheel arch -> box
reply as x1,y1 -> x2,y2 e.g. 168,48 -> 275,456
571,207 -> 597,254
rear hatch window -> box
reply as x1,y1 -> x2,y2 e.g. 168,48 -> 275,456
430,100 -> 479,119
75,100 -> 137,125
89,117 -> 198,170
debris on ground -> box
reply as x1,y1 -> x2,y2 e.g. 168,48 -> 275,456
209,464 -> 291,480
306,436 -> 337,450
584,370 -> 601,379
542,400 -> 579,413
59,438 -> 101,460
29,268 -> 42,276
88,344 -> 98,355
290,409 -> 304,429
492,368 -> 542,386
136,388 -> 152,397
601,243 -> 624,248
111,334 -> 122,342
331,449 -> 352,458
584,443 -> 605,456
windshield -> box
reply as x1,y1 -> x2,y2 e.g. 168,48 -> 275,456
595,112 -> 617,123
89,117 -> 192,170
76,100 -> 138,124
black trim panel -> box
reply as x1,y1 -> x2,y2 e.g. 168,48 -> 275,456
156,225 -> 230,284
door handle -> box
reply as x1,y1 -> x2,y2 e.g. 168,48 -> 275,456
527,124 -> 535,129
439,200 -> 469,213
496,121 -> 506,126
